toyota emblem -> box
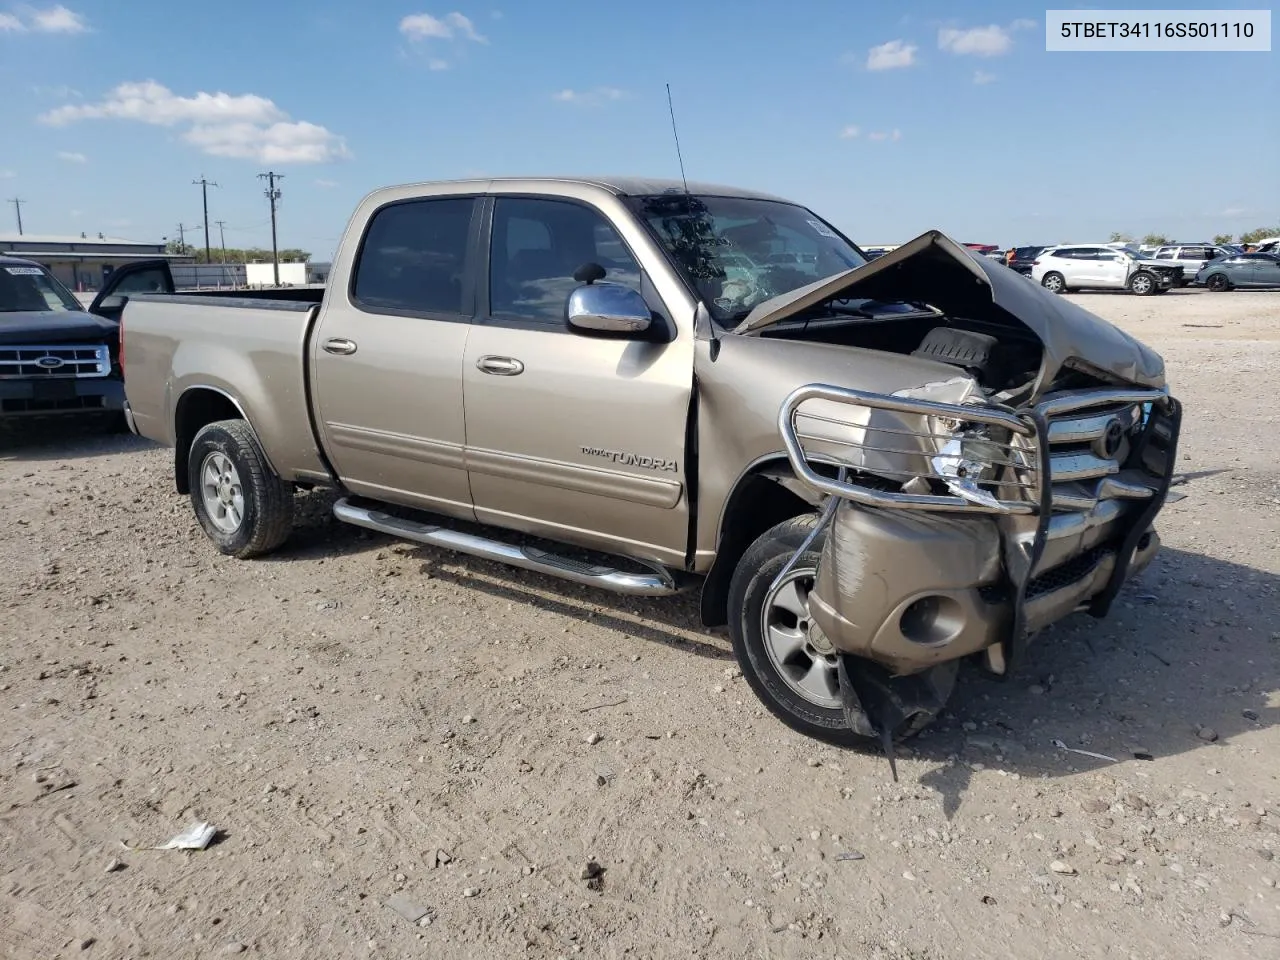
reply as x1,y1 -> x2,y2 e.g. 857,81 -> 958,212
35,355 -> 65,369
1101,419 -> 1125,458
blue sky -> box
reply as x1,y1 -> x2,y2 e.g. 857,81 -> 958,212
1,1 -> 1276,258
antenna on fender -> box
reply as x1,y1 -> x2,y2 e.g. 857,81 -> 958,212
666,83 -> 689,194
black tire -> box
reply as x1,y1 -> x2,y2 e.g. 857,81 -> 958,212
1206,273 -> 1231,292
1128,271 -> 1159,296
729,515 -> 855,745
188,419 -> 293,558
727,515 -> 944,747
1040,272 -> 1066,294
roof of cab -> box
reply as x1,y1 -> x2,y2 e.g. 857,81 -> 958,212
0,254 -> 43,267
382,175 -> 791,204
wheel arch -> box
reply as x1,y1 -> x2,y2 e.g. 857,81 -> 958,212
698,456 -> 820,628
173,386 -> 274,494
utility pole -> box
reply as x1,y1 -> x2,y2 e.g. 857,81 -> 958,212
7,197 -> 23,235
192,176 -> 219,263
257,171 -> 284,286
214,219 -> 227,263
176,221 -> 201,255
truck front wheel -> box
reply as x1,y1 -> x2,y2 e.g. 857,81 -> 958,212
188,419 -> 294,558
727,515 -> 866,746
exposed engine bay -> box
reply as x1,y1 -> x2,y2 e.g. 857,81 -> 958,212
760,313 -> 1044,394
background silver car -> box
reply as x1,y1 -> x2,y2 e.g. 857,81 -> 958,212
1150,243 -> 1237,283
1196,253 -> 1280,291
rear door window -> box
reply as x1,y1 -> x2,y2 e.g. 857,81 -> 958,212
352,197 -> 476,316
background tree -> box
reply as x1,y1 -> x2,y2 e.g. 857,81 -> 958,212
1141,232 -> 1169,246
1108,231 -> 1133,243
1239,226 -> 1280,245
1212,233 -> 1234,246
165,243 -> 312,263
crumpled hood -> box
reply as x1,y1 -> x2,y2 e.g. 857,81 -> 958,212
0,309 -> 117,346
732,230 -> 1166,390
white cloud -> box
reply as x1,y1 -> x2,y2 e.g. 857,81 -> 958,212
0,12 -> 23,30
973,70 -> 996,85
865,39 -> 917,71
69,208 -> 82,218
867,130 -> 901,142
39,81 -> 349,164
399,11 -> 486,43
314,178 -> 339,188
839,125 -> 859,140
41,80 -> 282,126
939,25 -> 1014,57
31,83 -> 81,98
0,169 -> 15,178
57,150 -> 87,162
552,87 -> 625,106
185,121 -> 349,164
428,58 -> 449,70
1221,206 -> 1249,217
939,19 -> 1035,58
31,5 -> 88,33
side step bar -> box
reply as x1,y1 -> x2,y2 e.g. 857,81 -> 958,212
332,498 -> 684,597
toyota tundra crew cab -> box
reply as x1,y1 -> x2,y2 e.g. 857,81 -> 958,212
118,177 -> 1181,756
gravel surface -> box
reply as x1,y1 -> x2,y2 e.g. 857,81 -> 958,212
2,288 -> 1278,959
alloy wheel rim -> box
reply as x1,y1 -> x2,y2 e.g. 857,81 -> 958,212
200,451 -> 245,534
761,569 -> 842,710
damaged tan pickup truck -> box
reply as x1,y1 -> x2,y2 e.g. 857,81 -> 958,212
118,177 -> 1181,757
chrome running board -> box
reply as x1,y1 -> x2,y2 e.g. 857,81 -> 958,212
333,498 -> 683,597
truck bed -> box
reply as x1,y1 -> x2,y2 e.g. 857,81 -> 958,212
123,294 -> 329,481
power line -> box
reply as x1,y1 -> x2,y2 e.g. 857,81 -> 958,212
192,176 -> 219,262
7,197 -> 23,235
256,171 -> 284,286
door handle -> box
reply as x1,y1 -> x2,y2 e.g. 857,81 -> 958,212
322,338 -> 358,356
476,355 -> 524,376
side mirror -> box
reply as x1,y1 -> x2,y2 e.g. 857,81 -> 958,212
566,282 -> 652,336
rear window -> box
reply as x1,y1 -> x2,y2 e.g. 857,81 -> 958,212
0,263 -> 83,313
352,197 -> 476,316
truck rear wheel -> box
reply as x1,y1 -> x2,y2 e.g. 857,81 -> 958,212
188,419 -> 294,558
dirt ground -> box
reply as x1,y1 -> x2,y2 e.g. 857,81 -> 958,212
2,288 -> 1278,960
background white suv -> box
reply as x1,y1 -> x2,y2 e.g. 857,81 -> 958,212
1030,245 -> 1179,296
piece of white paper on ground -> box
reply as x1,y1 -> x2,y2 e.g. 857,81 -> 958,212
120,820 -> 217,851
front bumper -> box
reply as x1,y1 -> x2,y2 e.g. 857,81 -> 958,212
780,383 -> 1181,677
0,376 -> 124,419
807,503 -> 1161,674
